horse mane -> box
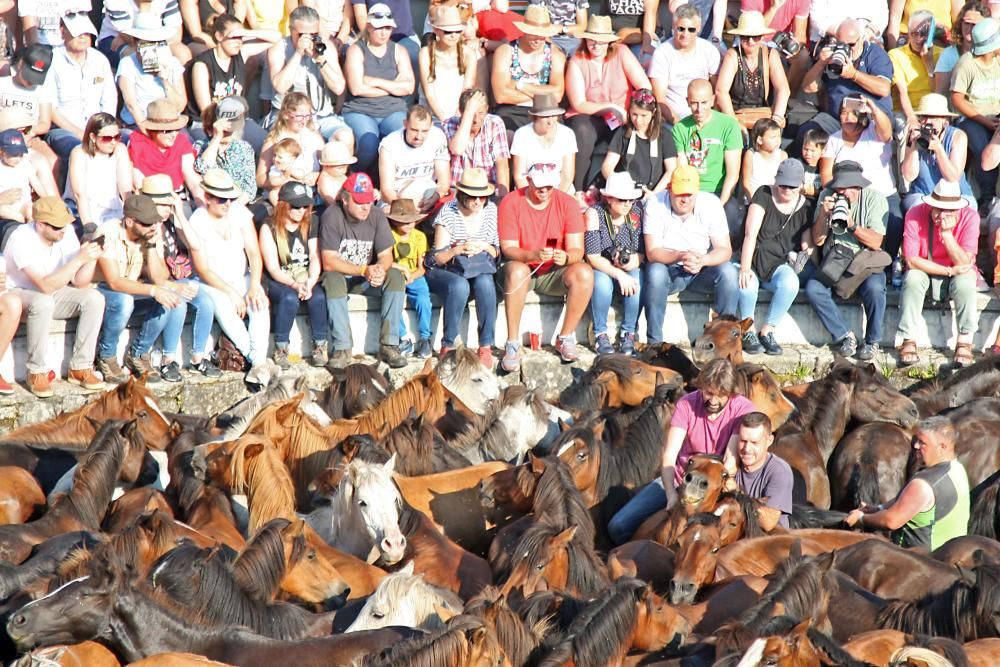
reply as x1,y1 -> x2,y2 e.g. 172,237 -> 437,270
53,421 -> 133,530
437,347 -> 489,390
911,357 -> 1000,416
220,375 -> 310,439
532,457 -> 596,546
358,570 -> 463,630
451,386 -> 551,462
686,512 -> 721,529
379,413 -> 467,476
516,521 -> 610,598
729,550 -> 830,636
56,510 -> 179,584
717,491 -> 766,538
362,614 -> 491,667
782,368 -> 853,438
604,393 -> 672,492
516,589 -> 588,640
353,371 -> 448,438
465,586 -> 547,667
970,470 -> 1000,539
231,518 -> 297,601
226,436 -> 297,529
754,616 -> 876,667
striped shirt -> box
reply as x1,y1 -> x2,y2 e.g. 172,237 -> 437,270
432,199 -> 500,249
100,0 -> 181,42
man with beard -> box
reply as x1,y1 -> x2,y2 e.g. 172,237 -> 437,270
607,358 -> 757,544
378,104 -> 451,214
443,89 -> 511,198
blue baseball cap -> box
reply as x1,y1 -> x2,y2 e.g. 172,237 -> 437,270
0,129 -> 28,156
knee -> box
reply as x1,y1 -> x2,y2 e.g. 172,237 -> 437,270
0,293 -> 21,319
28,294 -> 54,317
324,272 -> 348,299
565,263 -> 594,290
333,128 -> 354,151
901,269 -> 928,292
775,267 -> 801,293
383,268 -> 405,292
504,262 -> 530,291
644,262 -> 667,284
716,262 -> 739,287
803,278 -> 826,299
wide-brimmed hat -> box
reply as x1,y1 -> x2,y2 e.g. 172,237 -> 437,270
827,161 -> 871,190
529,93 -> 565,117
122,12 -> 175,42
514,6 -> 560,37
319,141 -> 358,166
601,172 -> 642,200
367,3 -> 397,29
727,11 -> 770,37
141,174 -> 174,201
386,199 -> 424,223
455,168 -> 496,196
143,99 -> 188,131
201,168 -> 241,199
914,93 -> 959,117
430,5 -> 466,31
581,15 -> 619,42
972,17 -> 1000,55
922,179 -> 968,210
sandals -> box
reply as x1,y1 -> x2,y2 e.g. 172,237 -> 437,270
898,340 -> 919,366
954,341 -> 974,368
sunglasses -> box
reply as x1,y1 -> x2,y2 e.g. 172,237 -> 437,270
631,89 -> 655,105
151,128 -> 179,135
676,26 -> 698,33
42,221 -> 66,231
369,11 -> 393,19
776,184 -> 800,190
289,204 -> 309,210
743,34 -> 762,42
133,219 -> 157,227
96,133 -> 121,143
208,194 -> 236,204
63,9 -> 88,17
440,28 -> 464,35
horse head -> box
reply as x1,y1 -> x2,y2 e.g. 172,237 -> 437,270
834,363 -> 919,429
340,456 -> 407,565
678,454 -> 728,510
693,315 -> 752,367
670,512 -> 723,605
437,346 -> 501,416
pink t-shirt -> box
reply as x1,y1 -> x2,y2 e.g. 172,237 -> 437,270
901,203 -> 979,267
740,0 -> 809,34
671,391 -> 756,485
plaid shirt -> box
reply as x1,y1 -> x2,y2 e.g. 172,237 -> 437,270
442,113 -> 511,185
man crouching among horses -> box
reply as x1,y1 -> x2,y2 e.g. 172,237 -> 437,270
608,359 -> 765,544
845,416 -> 969,550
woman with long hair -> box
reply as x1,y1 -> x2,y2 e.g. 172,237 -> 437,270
601,89 -> 677,198
934,1 -> 988,93
65,113 -> 133,228
259,181 -> 328,368
419,6 -> 479,122
256,93 -> 325,193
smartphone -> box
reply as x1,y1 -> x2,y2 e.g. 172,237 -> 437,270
545,238 -> 559,249
93,235 -> 106,249
924,16 -> 936,49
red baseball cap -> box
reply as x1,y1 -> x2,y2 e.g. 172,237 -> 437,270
343,172 -> 375,204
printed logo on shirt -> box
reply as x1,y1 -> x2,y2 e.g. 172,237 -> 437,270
338,239 -> 374,267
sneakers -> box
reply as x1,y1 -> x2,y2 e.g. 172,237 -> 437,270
856,342 -> 880,362
67,368 -> 106,391
833,332 -> 858,358
555,335 -> 579,363
594,333 -> 614,355
28,372 -> 53,398
415,338 -> 432,359
0,375 -> 12,395
379,344 -> 407,369
191,357 -> 222,378
477,345 -> 493,368
311,344 -> 328,367
272,346 -> 291,370
97,356 -> 129,384
326,349 -> 352,370
125,353 -> 161,383
501,341 -> 522,373
742,331 -> 764,354
619,332 -> 636,356
399,338 -> 414,356
160,361 -> 183,383
759,331 -> 783,356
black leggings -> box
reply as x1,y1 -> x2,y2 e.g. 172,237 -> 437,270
568,114 -> 614,192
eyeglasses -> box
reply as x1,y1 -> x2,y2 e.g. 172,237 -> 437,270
42,222 -> 66,231
151,128 -> 179,135
133,219 -> 157,227
96,133 -> 121,144
440,28 -> 464,35
63,10 -> 88,17
676,26 -> 698,34
289,113 -> 313,121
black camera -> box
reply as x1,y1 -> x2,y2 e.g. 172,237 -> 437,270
829,195 -> 851,235
772,32 -> 801,58
811,34 -> 837,61
611,244 -> 632,267
915,124 -> 937,151
826,43 -> 853,77
312,35 -> 326,56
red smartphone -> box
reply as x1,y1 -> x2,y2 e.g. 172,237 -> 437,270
546,237 -> 559,248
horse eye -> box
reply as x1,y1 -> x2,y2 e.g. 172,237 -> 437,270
711,547 -> 719,554
731,329 -> 739,337
307,550 -> 317,560
536,563 -> 545,571
358,500 -> 367,507
372,610 -> 385,619
472,377 -> 483,383
138,410 -> 149,419
576,452 -> 586,461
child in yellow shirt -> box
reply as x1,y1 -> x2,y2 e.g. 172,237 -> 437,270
387,199 -> 433,358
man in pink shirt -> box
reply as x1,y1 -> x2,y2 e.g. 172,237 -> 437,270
607,358 -> 756,543
897,179 -> 980,368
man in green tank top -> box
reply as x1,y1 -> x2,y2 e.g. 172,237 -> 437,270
845,415 -> 969,551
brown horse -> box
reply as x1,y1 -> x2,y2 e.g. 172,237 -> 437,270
318,361 -> 392,420
360,614 -> 512,667
965,638 -> 1000,667
692,315 -> 752,366
102,487 -> 173,534
827,422 -> 912,512
500,523 -> 610,599
632,454 -> 730,546
128,655 -> 235,666
558,355 -> 683,412
734,363 -> 797,429
715,531 -> 873,579
844,630 -> 971,667
464,586 -> 548,667
0,378 -> 172,449
479,462 -> 541,529
669,512 -> 724,604
0,467 -> 44,525
738,617 -> 870,667
934,535 -> 1000,569
10,642 -> 121,666
634,342 -> 701,387
607,539 -> 675,594
830,539 -> 961,600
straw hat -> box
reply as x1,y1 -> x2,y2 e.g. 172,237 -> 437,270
913,93 -> 959,117
922,179 -> 968,210
455,168 -> 496,196
728,11 -> 771,37
385,199 -> 425,223
514,6 -> 560,37
581,16 -> 619,42
201,168 -> 241,199
319,141 -> 358,166
141,174 -> 174,201
122,12 -> 175,42
143,99 -> 188,132
431,5 -> 466,31
529,93 -> 565,117
600,172 -> 642,200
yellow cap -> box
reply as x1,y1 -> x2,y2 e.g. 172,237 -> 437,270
670,165 -> 700,196
33,196 -> 74,228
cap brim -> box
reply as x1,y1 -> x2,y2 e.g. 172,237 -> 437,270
63,15 -> 98,37
527,173 -> 560,188
529,109 -> 565,117
456,183 -> 496,196
368,19 -> 397,29
774,178 -> 802,187
1,145 -> 28,156
349,192 -> 376,204
320,156 -> 358,166
282,196 -> 313,208
387,213 -> 424,223
581,32 -> 619,42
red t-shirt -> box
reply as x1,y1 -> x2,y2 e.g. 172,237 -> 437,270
498,187 -> 584,275
901,203 -> 979,268
740,0 -> 809,35
670,391 -> 756,485
476,10 -> 523,42
127,131 -> 195,191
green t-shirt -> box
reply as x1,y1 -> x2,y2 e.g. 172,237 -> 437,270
813,186 -> 888,252
950,51 -> 1000,117
671,111 -> 743,195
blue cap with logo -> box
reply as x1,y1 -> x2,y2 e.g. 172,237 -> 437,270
0,129 -> 28,156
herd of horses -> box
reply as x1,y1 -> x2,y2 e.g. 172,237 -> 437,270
0,316 -> 999,665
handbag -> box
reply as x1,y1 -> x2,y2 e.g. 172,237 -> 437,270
817,242 -> 857,287
215,334 -> 247,372
451,251 -> 496,278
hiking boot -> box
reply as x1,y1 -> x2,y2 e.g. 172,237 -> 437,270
67,368 -> 106,391
190,357 -> 222,378
555,335 -> 579,363
0,374 -> 13,395
415,338 -> 432,359
594,333 -> 614,355
477,346 -> 493,368
28,372 -> 53,398
760,331 -> 783,356
399,338 -> 414,356
619,332 -> 636,356
833,332 -> 858,358
742,331 -> 764,354
311,344 -> 328,367
272,346 -> 291,370
326,349 -> 352,370
501,342 -> 522,373
97,356 -> 129,384
160,361 -> 183,383
379,344 -> 407,369
855,342 -> 880,362
125,353 -> 161,383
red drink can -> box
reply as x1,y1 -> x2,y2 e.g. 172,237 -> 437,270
529,332 -> 541,351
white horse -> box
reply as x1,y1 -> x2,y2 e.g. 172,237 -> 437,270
301,455 -> 407,564
436,346 -> 501,416
345,564 -> 464,632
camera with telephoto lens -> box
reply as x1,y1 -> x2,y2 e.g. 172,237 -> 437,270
311,35 -> 326,55
829,195 -> 851,235
826,43 -> 853,77
772,32 -> 801,58
915,124 -> 937,151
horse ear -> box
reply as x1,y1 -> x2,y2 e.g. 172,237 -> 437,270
789,618 -> 811,644
756,504 -> 782,532
707,309 -> 717,323
558,418 -> 571,432
85,416 -> 102,431
168,420 -> 184,440
608,555 -> 637,581
275,399 -> 300,421
342,437 -> 360,461
420,358 -> 433,374
528,452 -> 546,475
383,453 -> 397,474
554,525 -> 578,546
739,318 -> 754,333
288,519 -> 307,538
244,442 -> 267,458
328,366 -> 347,382
956,564 -> 977,586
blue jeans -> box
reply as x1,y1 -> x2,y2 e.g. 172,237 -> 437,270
97,288 -> 188,359
46,128 -> 82,160
161,278 -> 215,359
342,111 -> 407,175
804,268 -> 886,345
325,269 -> 405,351
268,278 -> 329,346
398,276 -> 433,341
425,268 -> 497,348
608,478 -> 667,545
200,280 -> 270,366
960,118 -> 997,196
591,268 -> 641,336
642,262 -> 740,344
737,263 -> 802,328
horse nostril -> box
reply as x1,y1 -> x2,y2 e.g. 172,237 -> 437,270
12,614 -> 24,627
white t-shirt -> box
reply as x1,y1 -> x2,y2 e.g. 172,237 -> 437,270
643,191 -> 728,255
822,125 -> 896,197
99,0 -> 182,42
647,39 -> 721,121
187,205 -> 253,288
0,74 -> 56,126
0,159 -> 36,220
5,222 -> 81,290
510,124 -> 578,181
18,0 -> 91,46
378,126 -> 450,200
115,48 -> 184,127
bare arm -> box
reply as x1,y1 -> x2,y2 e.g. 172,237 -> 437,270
491,44 -> 531,105
886,0 -> 905,49
191,60 -> 214,113
68,148 -> 93,226
769,49 -> 790,118
345,43 -> 389,97
181,153 -> 205,205
269,38 -> 305,96
181,0 -> 214,46
23,247 -> 101,294
719,149 -> 741,204
659,425 -> 687,505
644,233 -> 685,265
854,478 -> 933,530
379,147 -> 399,202
714,50 -> 738,117
740,149 -> 754,199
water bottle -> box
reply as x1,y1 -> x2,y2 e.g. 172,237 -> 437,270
891,257 -> 904,289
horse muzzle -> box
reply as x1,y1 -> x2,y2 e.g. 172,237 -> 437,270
322,588 -> 351,611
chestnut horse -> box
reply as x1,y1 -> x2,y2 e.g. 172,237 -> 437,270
692,315 -> 752,366
0,467 -> 44,525
632,454 -> 730,546
500,523 -> 610,599
558,355 -> 683,413
9,642 -> 121,666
